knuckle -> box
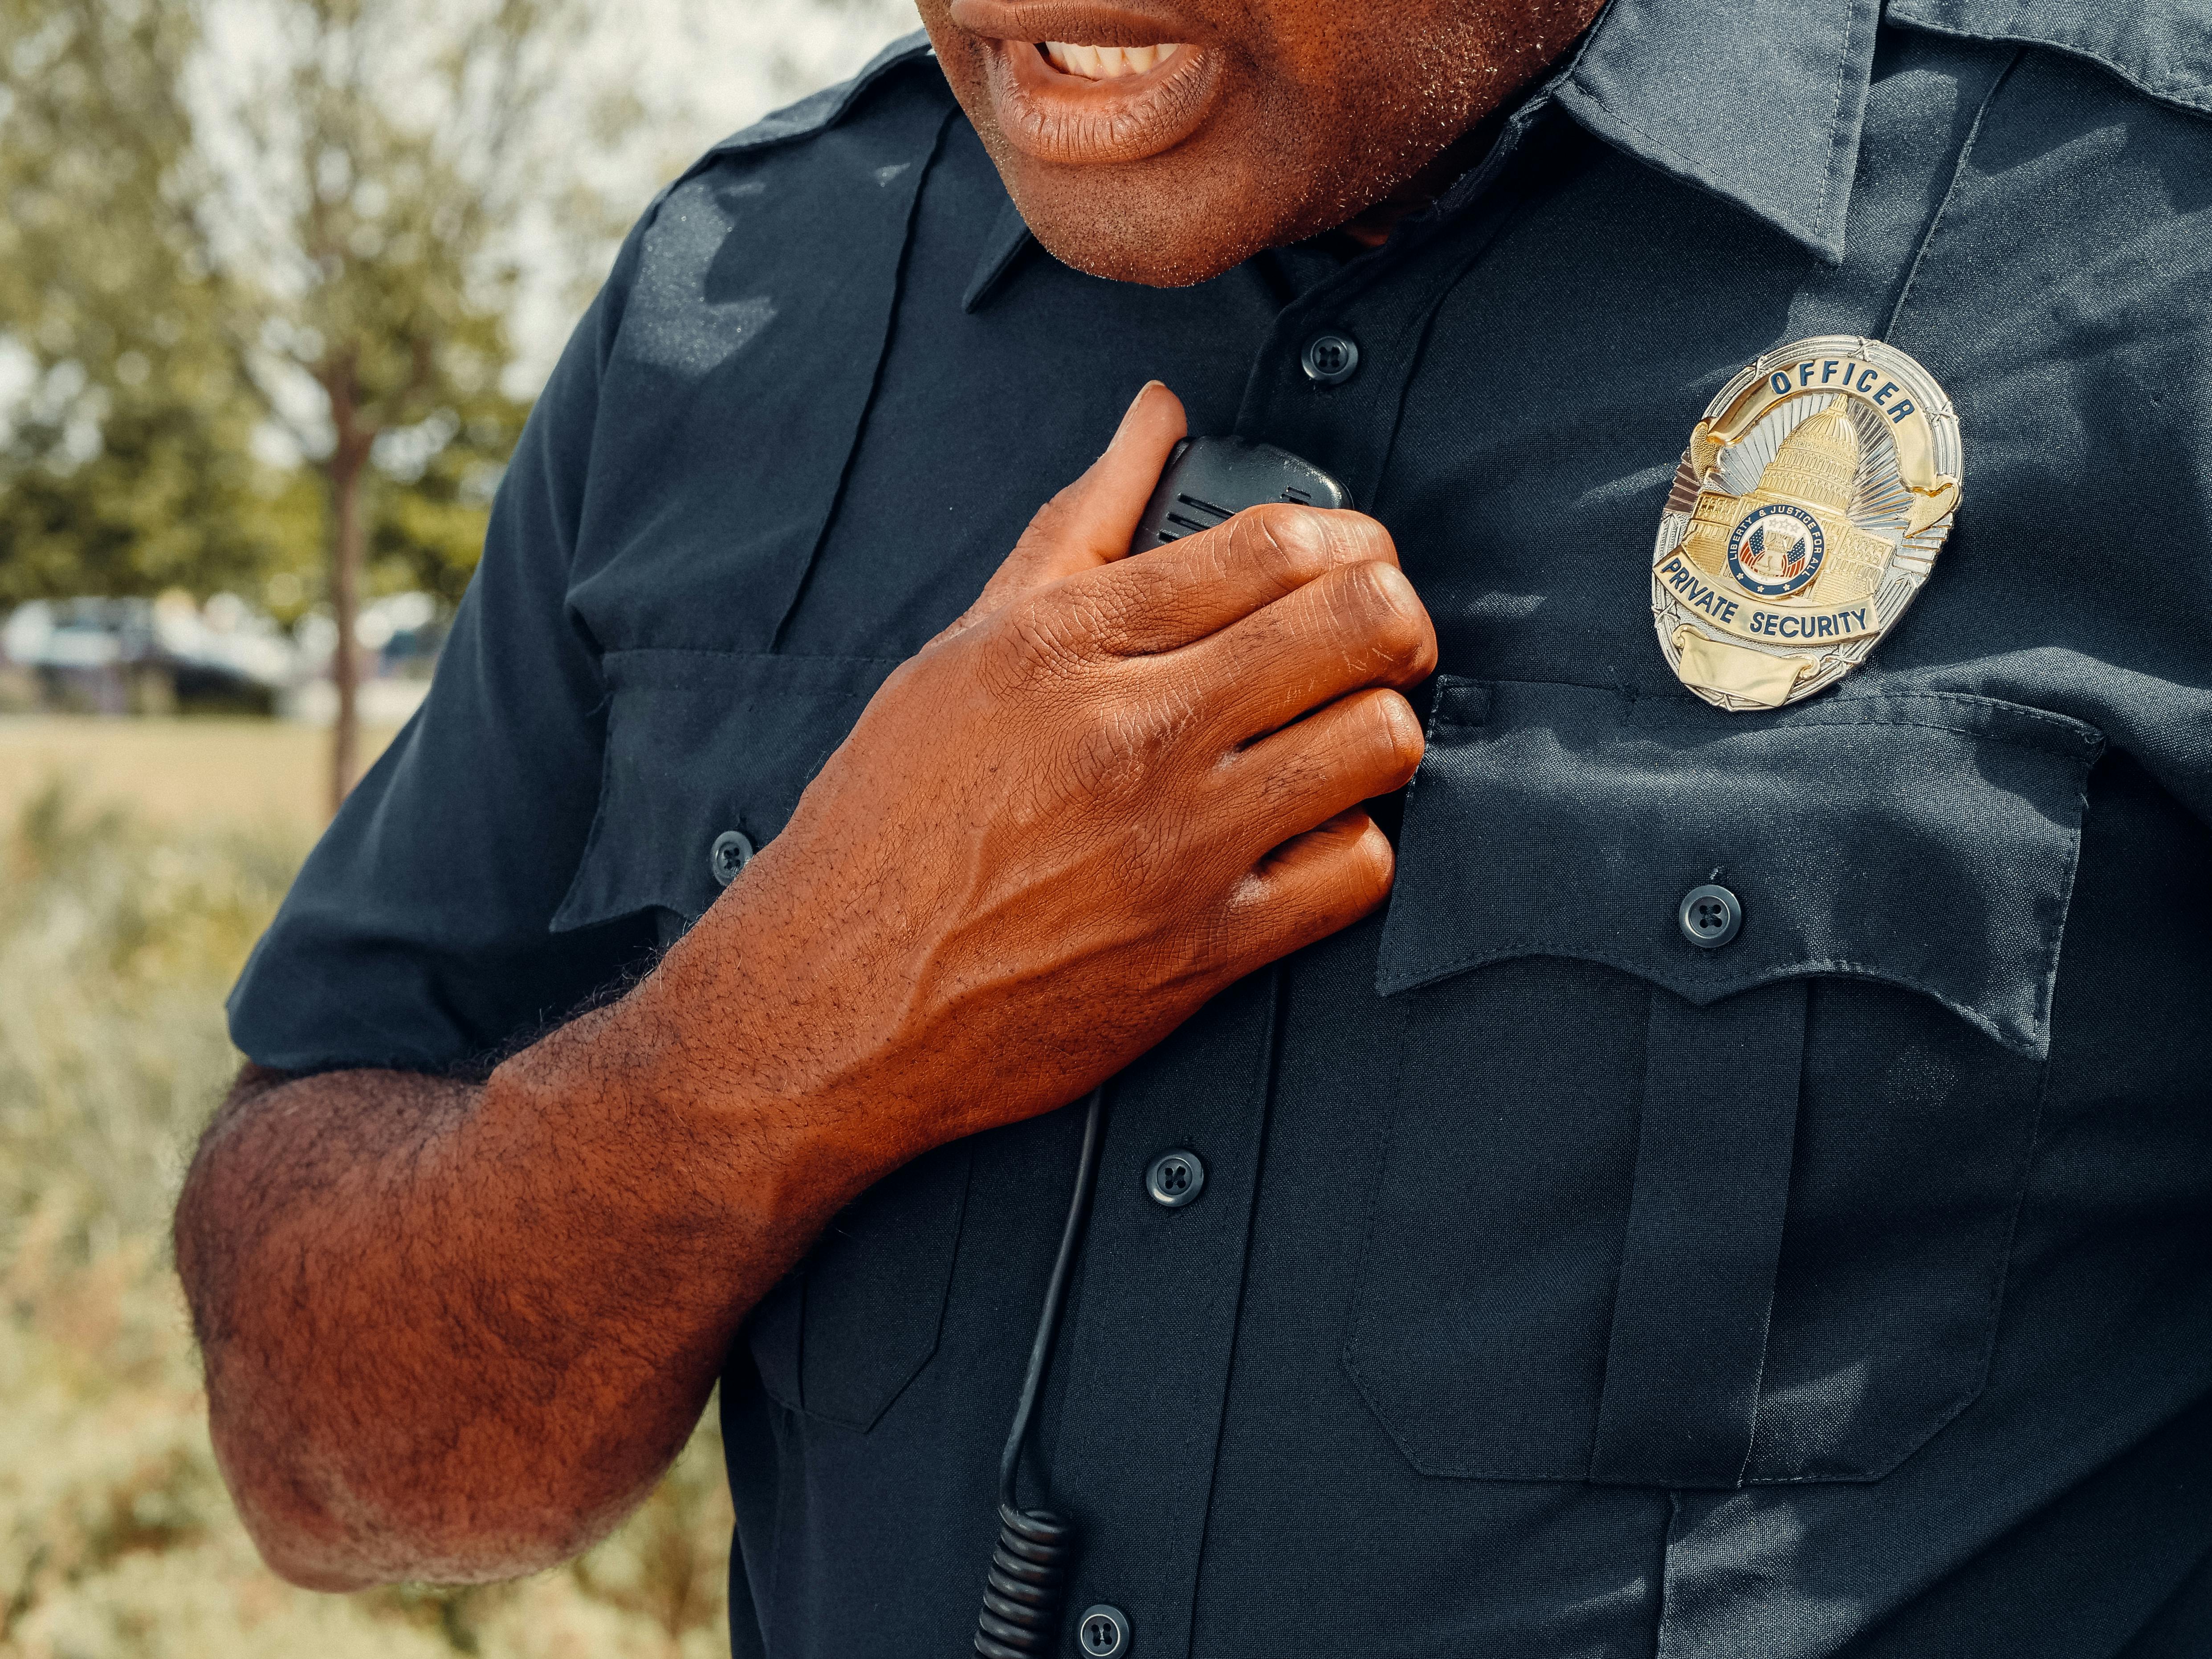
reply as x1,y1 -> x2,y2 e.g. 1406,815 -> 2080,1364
1324,694 -> 1418,783
1055,583 -> 1130,650
1011,570 -> 1161,665
1229,504 -> 1332,583
1348,820 -> 1396,901
1096,559 -> 1178,634
980,594 -> 1092,696
1367,692 -> 1426,775
1249,504 -> 1392,570
1341,563 -> 1432,665
1331,510 -> 1397,566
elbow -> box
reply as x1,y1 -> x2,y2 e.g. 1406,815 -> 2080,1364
208,1414 -> 392,1592
252,1529 -> 383,1594
208,1403 -> 601,1591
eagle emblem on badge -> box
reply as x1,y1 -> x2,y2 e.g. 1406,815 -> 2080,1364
1652,336 -> 1962,710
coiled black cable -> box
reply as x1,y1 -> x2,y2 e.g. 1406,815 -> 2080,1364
974,1085 -> 1107,1659
975,1506 -> 1075,1658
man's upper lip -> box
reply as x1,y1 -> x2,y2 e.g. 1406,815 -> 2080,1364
945,0 -> 1206,46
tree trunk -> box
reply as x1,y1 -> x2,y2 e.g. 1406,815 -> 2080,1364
326,444 -> 366,818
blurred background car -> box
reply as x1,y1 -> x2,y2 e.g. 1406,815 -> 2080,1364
3,594 -> 297,716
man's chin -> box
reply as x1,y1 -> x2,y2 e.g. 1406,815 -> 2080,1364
1006,177 -> 1291,289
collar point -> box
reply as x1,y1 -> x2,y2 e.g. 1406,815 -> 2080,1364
1556,81 -> 1849,266
965,193 -> 1035,313
1798,222 -> 1850,267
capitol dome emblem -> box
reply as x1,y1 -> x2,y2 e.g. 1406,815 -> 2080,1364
1651,336 -> 1961,710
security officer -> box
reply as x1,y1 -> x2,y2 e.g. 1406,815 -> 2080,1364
177,0 -> 2212,1653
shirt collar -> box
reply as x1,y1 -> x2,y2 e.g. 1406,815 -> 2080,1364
1553,0 -> 1882,264
964,195 -> 1034,313
965,0 -> 1883,306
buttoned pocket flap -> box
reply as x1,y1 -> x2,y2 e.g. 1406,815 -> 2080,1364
1377,677 -> 2102,1056
550,648 -> 900,933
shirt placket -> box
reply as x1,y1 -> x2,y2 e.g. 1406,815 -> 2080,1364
1039,104 -> 1585,1659
1046,967 -> 1281,1659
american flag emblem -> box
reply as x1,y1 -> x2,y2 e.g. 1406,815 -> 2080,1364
1744,519 -> 1810,581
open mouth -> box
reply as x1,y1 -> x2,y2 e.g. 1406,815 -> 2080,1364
947,3 -> 1223,166
1038,40 -> 1186,79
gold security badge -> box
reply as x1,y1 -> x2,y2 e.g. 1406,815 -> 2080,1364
1651,336 -> 1962,710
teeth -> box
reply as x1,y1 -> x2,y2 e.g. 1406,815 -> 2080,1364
1042,40 -> 1182,80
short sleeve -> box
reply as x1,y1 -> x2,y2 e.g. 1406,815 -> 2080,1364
227,236 -> 659,1075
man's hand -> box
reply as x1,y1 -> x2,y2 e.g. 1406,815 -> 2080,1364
653,380 -> 1434,1162
176,381 -> 1433,1590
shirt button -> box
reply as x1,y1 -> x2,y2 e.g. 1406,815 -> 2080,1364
1679,883 -> 1742,949
1300,331 -> 1360,386
1078,1605 -> 1130,1657
1145,1149 -> 1205,1208
709,829 -> 755,887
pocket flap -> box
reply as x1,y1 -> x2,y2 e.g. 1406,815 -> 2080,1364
1377,679 -> 2102,1057
552,649 -> 900,933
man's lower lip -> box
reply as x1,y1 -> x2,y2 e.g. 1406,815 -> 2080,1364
982,35 -> 1219,166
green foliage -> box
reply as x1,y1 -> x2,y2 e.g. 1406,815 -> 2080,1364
224,0 -> 562,456
366,400 -> 530,607
0,0 -> 313,604
0,395 -> 324,607
0,0 -> 623,610
0,785 -> 734,1657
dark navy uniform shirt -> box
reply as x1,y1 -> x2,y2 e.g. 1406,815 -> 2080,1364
231,0 -> 2212,1653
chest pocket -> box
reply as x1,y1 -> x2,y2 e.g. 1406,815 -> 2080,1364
552,647 -> 972,1434
1349,677 -> 2102,1486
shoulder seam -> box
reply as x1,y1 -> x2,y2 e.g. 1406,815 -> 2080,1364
686,32 -> 938,175
628,33 -> 938,242
1887,5 -> 2212,119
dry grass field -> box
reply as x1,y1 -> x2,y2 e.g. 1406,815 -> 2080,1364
0,717 -> 403,832
0,719 -> 734,1659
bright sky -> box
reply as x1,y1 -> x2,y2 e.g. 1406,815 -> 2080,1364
636,0 -> 919,148
507,0 -> 918,376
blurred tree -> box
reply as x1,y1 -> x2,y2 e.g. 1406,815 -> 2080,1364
367,403 -> 526,607
0,0 -> 635,808
205,0 -> 631,808
0,0 -> 317,607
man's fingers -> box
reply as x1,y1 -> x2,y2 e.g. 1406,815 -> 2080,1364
943,383 -> 1188,637
1076,503 -> 1401,657
1225,810 -> 1398,962
1164,556 -> 1436,746
1018,379 -> 1188,578
1220,688 -> 1426,856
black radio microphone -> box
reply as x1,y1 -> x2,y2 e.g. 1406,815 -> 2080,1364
1129,435 -> 1355,555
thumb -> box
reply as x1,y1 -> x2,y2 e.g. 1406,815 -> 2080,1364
947,381 -> 1188,635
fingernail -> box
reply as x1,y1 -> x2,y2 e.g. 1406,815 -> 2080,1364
1113,381 -> 1163,439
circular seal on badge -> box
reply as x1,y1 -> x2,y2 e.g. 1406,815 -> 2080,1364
1726,505 -> 1825,598
1650,336 -> 1961,711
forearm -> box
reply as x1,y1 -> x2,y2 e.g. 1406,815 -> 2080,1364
175,972 -> 877,1590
